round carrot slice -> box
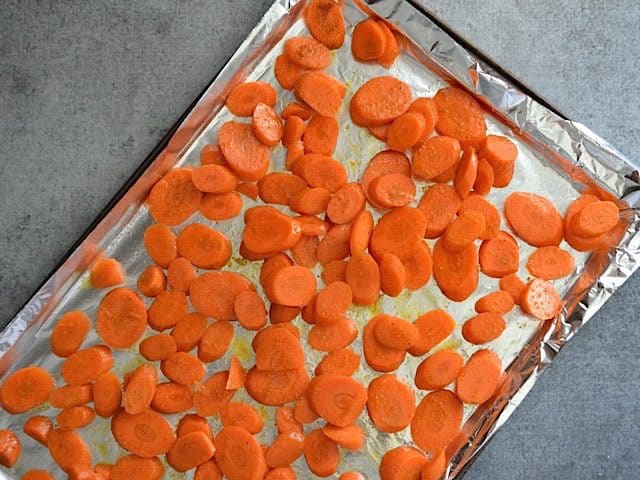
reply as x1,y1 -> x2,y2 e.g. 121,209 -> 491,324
296,215 -> 330,237
408,97 -> 438,142
234,290 -> 267,331
308,318 -> 358,352
306,375 -> 367,427
112,455 -> 164,480
123,364 -> 157,415
266,431 -> 305,468
379,252 -> 406,297
478,231 -> 519,278
111,409 -> 174,458
415,349 -> 464,390
304,114 -> 339,156
243,206 -> 301,253
412,136 -> 462,180
276,406 -> 302,434
379,446 -> 427,480
349,210 -> 373,254
321,424 -> 364,451
433,87 -> 487,148
478,135 -> 517,187
456,349 -> 502,404
327,182 -> 366,224
258,172 -> 306,205
274,54 -> 304,91
226,81 -> 277,117
315,348 -> 360,376
193,371 -> 234,416
144,223 -> 177,269
294,72 -> 342,117
176,223 -> 231,269
442,210 -> 486,252
93,372 -> 122,418
305,0 -> 346,50
199,191 -> 243,221
190,271 -> 251,320
474,157 -> 494,195
314,281 -> 352,326
350,76 -> 412,126
219,121 -> 270,181
260,252 -> 293,289
220,402 -> 264,434
198,321 -> 234,362
526,246 -> 575,280
235,181 -> 258,200
370,206 -> 427,261
167,257 -> 196,293
346,251 -> 380,306
252,102 -> 283,147
265,265 -> 317,307
504,192 -> 563,247
140,334 -> 177,361
177,414 -> 212,439
137,265 -> 167,297
374,315 -> 419,350
363,315 -> 406,372
411,390 -> 463,455
418,184 -> 462,239
563,195 -> 606,251
387,112 -> 426,151
245,368 -> 309,406
303,429 -> 340,477
317,223 -> 352,264
61,346 -> 113,385
90,257 -> 125,289
459,193 -> 501,240
148,169 -> 202,226
200,143 -> 225,166
367,374 -> 416,433
462,312 -> 506,345
409,310 -> 456,358
161,352 -> 205,386
401,240 -> 433,290
289,187 -> 331,215
296,154 -> 348,193
0,367 -> 53,414
454,148 -> 479,199
421,450 -> 447,480
368,173 -> 416,208
282,101 -> 313,120
51,311 -> 90,358
151,382 -> 193,414
47,429 -> 91,472
475,290 -> 515,314
148,290 -> 188,331
48,384 -> 92,409
521,278 -> 562,320
569,200 -> 619,238
56,405 -> 96,430
361,150 -> 411,208
291,234 -> 319,268
499,273 -> 526,304
352,18 -> 387,61
96,287 -> 147,348
432,239 -> 479,301
284,36 -> 331,69
191,164 -> 238,194
376,20 -> 400,68
167,431 -> 216,473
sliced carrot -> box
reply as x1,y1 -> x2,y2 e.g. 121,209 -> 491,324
243,206 -> 301,253
285,36 -> 331,69
368,124 -> 389,141
378,253 -> 406,297
123,364 -> 157,415
308,317 -> 358,352
56,405 -> 96,430
433,87 -> 487,148
478,231 -> 519,278
63,464 -> 97,480
276,405 -> 303,434
294,394 -> 319,424
367,374 -> 416,433
295,153 -> 348,193
265,265 -> 317,307
432,239 -> 479,301
294,72 -> 343,117
526,246 -> 575,280
315,348 -> 360,376
167,257 -> 196,293
454,148 -> 479,199
363,315 -> 406,372
321,260 -> 348,286
258,172 -> 306,206
220,402 -> 263,434
303,115 -> 339,155
368,173 -> 416,208
295,215 -> 330,237
317,224 -> 352,264
90,257 -> 125,289
412,135 -> 462,180
401,241 -> 433,290
266,431 -> 305,468
0,430 -> 20,467
147,169 -> 202,226
254,330 -> 305,372
21,471 -> 54,480
346,251 -> 381,305
282,115 -> 306,147
361,150 -> 411,208
226,356 -> 245,390
151,382 -> 193,414
475,290 -> 515,314
167,431 -> 216,473
61,346 -> 113,385
190,271 -> 252,320
47,429 -> 92,472
286,140 -> 305,170
148,290 -> 188,331
349,210 -> 373,254
521,278 -> 562,320
408,97 -> 438,143
564,194 -> 606,251
23,416 -> 53,445
376,20 -> 399,68
226,81 -> 277,117
214,427 -> 269,480
415,349 -> 464,391
303,429 -> 340,477
379,447 -> 427,480
139,334 -> 177,361
93,372 -> 122,418
161,352 -> 205,386
462,312 -> 506,345
350,76 -> 412,126
322,424 -> 365,451
111,409 -> 175,458
352,18 -> 387,61
418,184 -> 462,239
313,281 -> 352,327
327,182 -> 366,224
387,112 -> 426,151
374,315 -> 419,350
456,349 -> 502,404
339,472 -> 366,480
269,304 -> 301,324
177,222 -> 232,269
305,0 -> 346,49
459,193 -> 501,240
97,287 -> 148,348
411,390 -> 462,455
193,371 -> 235,416
143,223 -> 177,268
369,206 -> 427,261
198,321 -> 234,362
478,135 -> 517,187
274,54 -> 305,91
200,144 -> 225,166
234,290 -> 267,331
260,252 -> 294,289
499,273 -> 526,304
191,164 -> 238,194
199,191 -> 244,221
442,210 -> 486,252
473,157 -> 494,195
569,200 -> 619,238
177,414 -> 212,439
504,192 -> 563,247
421,450 -> 447,480
111,455 -> 164,480
49,384 -> 92,409
51,311 -> 90,358
219,121 -> 270,181
137,265 -> 166,297
235,181 -> 258,200
252,102 -> 284,147
289,187 -> 331,215
265,467 -> 296,480
282,101 -> 313,120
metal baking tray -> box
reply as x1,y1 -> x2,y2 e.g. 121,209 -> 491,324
1,0 -> 639,478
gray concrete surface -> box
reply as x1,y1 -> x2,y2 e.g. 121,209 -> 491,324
1,0 -> 638,478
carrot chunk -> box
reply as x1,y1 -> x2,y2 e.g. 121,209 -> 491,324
379,446 -> 427,480
456,349 -> 502,404
462,312 -> 506,345
504,192 -> 563,247
408,309 -> 456,357
305,0 -> 346,49
219,121 -> 270,181
415,350 -> 464,390
367,374 -> 416,433
526,246 -> 575,280
418,184 -> 462,239
432,239 -> 478,302
433,87 -> 487,148
410,390 -> 462,455
303,429 -> 340,477
478,231 -> 519,278
285,36 -> 331,69
226,81 -> 277,117
521,278 -> 562,320
352,19 -> 387,61
147,169 -> 202,226
51,311 -> 90,358
350,76 -> 412,126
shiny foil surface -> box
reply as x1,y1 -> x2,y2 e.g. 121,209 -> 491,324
1,1 -> 638,478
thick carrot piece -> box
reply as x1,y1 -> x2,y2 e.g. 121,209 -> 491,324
317,224 -> 352,264
564,194 -> 606,251
285,36 -> 331,69
361,150 -> 411,208
421,450 -> 447,480
167,257 -> 196,294
226,81 -> 277,117
167,431 -> 216,472
474,157 -> 494,195
51,310 -> 90,358
191,164 -> 238,194
56,405 -> 96,430
418,184 -> 462,239
367,374 -> 416,433
23,416 -> 53,445
459,193 -> 501,239
363,315 -> 406,372
433,87 -> 487,148
521,278 -> 562,320
369,173 -> 416,208
258,172 -> 306,205
282,101 -> 313,120
304,114 -> 339,155
289,187 -> 331,215
478,135 -> 517,187
462,312 -> 506,345
111,455 -> 164,480
220,402 -> 264,434
432,239 -> 479,302
409,310 -> 455,357
140,334 -> 177,361
369,124 -> 389,141
408,97 -> 438,142
454,148 -> 479,199
478,231 -> 519,278
411,390 -> 463,455
527,246 -> 575,280
415,350 -> 464,391
219,121 -> 270,181
352,18 -> 387,61
195,460 -> 222,480
235,181 -> 258,200
47,429 -> 92,472
291,235 -> 319,268
322,423 -> 364,451
379,252 -> 406,297
303,429 -> 340,478
456,349 -> 502,404
306,374 -> 367,427
327,182 -> 366,224
266,431 -> 305,468
200,143 -> 225,166
387,112 -> 426,151
0,430 -> 20,467
215,426 -> 267,480
315,348 -> 360,376
314,281 -> 352,326
295,215 -> 329,237
569,200 -> 619,237
504,192 -> 563,247
177,223 -> 232,269
374,315 -> 419,350
253,102 -> 284,147
61,346 -> 113,385
346,251 -> 381,305
97,287 -> 147,348
143,223 -> 177,268
282,115 -> 306,147
274,54 -> 305,91
306,0 -> 346,49
265,265 -> 317,307
377,20 -> 400,68
151,383 -> 193,414
190,271 -> 252,320
309,318 -> 358,352
350,76 -> 412,126
21,471 -> 54,480
412,135 -> 462,180
401,241 -> 433,290
294,72 -> 343,117
94,372 -> 122,418
379,447 -> 427,480
177,414 -> 212,438
161,352 -> 205,386
349,210 -> 374,254
147,169 -> 202,226
254,328 -> 305,371
243,206 -> 301,253
200,191 -> 244,221
137,265 -> 166,297
442,211 -> 486,252
193,371 -> 235,416
475,290 -> 515,314
49,384 -> 92,409
90,257 -> 125,289
270,304 -> 301,324
296,154 -> 348,193
148,290 -> 188,331
123,364 -> 157,415
370,206 -> 427,261
234,290 -> 267,331
499,273 -> 526,304
198,321 -> 234,362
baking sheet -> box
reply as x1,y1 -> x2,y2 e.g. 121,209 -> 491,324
1,0 -> 639,478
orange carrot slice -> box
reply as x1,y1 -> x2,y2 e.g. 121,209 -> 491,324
415,350 -> 464,390
350,76 -> 412,126
219,121 -> 270,181
459,193 -> 501,240
521,278 -> 562,320
504,192 -> 563,247
176,223 -> 231,269
379,252 -> 406,297
305,0 -> 346,50
346,251 -> 380,306
408,309 -> 455,357
432,239 -> 478,301
456,349 -> 502,404
412,136 -> 462,181
352,19 -> 387,61
475,290 -> 515,314
294,72 -> 343,117
252,102 -> 283,147
379,446 -> 427,480
411,390 -> 463,455
315,348 -> 360,376
442,210 -> 486,252
226,81 -> 277,117
274,54 -> 305,91
215,426 -> 267,480
137,265 -> 167,297
418,184 -> 462,239
526,246 -> 575,280
303,115 -> 339,155
478,230 -> 519,278
363,315 -> 406,372
327,182 -> 366,224
361,150 -> 411,208
51,311 -> 90,358
367,374 -> 416,433
147,169 -> 202,226
303,429 -> 340,477
462,312 -> 506,345
322,423 -> 365,451
433,87 -> 487,148
285,36 -> 331,69
374,315 -> 419,350
499,273 -> 526,304
368,173 -> 416,208
111,409 -> 175,458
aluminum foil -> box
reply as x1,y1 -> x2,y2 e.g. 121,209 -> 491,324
1,0 -> 639,478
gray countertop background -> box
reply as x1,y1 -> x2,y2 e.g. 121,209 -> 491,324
1,1 -> 638,478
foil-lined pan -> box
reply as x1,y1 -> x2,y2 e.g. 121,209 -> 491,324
1,0 -> 638,478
